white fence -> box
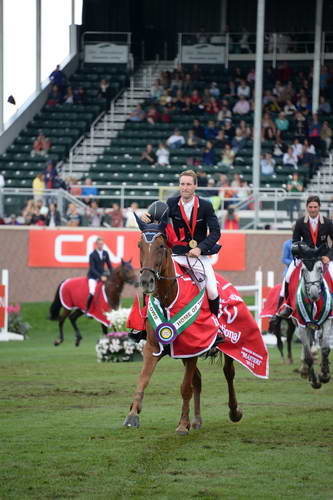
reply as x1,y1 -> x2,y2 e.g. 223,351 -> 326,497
236,269 -> 263,330
0,270 -> 23,341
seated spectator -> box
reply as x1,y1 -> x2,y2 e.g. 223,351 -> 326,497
287,173 -> 304,222
238,119 -> 252,138
166,129 -> 185,149
97,79 -> 112,110
209,82 -> 220,98
262,112 -> 276,140
31,133 -> 51,157
273,138 -> 287,157
237,79 -> 251,98
318,96 -> 331,115
296,96 -> 311,116
224,206 -> 240,230
320,120 -> 333,152
265,96 -> 281,114
22,199 -> 35,224
272,80 -> 284,101
87,200 -> 102,227
217,104 -> 232,124
0,172 -> 4,188
141,144 -> 157,165
300,139 -> 317,177
223,119 -> 235,142
294,111 -> 308,138
261,153 -> 275,175
202,88 -> 211,108
204,120 -> 219,141
232,95 -> 250,115
215,129 -> 228,149
128,104 -> 145,122
151,79 -> 164,100
44,160 -> 57,189
173,90 -> 185,110
280,81 -> 295,104
192,119 -> 205,139
291,138 -> 303,158
46,203 -> 61,227
187,129 -> 200,147
49,64 -> 66,92
190,89 -> 202,111
219,174 -> 235,208
47,85 -> 62,106
308,113 -> 324,153
64,86 -> 74,104
247,68 -> 256,84
7,214 -> 20,225
81,177 -> 98,203
74,87 -> 86,105
197,170 -> 208,187
202,141 -> 216,166
69,177 -> 82,196
206,97 -> 221,115
219,144 -> 235,168
171,73 -> 183,92
263,89 -> 274,106
284,99 -> 297,116
231,172 -> 242,192
156,143 -> 170,166
126,201 -> 142,228
283,146 -> 298,167
109,203 -> 124,228
226,80 -> 236,97
31,207 -> 46,226
231,128 -> 247,154
32,173 -> 45,201
161,105 -> 172,123
66,203 -> 81,227
146,105 -> 160,125
159,89 -> 172,106
275,112 -> 289,139
182,73 -> 193,94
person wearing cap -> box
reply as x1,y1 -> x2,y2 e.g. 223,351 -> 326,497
85,237 -> 112,314
271,195 -> 333,326
142,169 -> 221,316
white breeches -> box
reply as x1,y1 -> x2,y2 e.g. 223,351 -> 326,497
88,278 -> 97,295
172,255 -> 218,300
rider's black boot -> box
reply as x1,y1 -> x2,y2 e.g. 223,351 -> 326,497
85,294 -> 93,314
208,296 -> 220,317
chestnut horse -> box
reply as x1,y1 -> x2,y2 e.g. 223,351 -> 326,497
124,215 -> 242,434
49,259 -> 138,347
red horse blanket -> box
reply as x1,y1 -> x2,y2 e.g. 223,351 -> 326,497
261,266 -> 333,328
127,262 -> 269,378
60,277 -> 111,327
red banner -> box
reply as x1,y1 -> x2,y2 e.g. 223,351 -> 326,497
0,285 -> 5,328
28,229 -> 246,271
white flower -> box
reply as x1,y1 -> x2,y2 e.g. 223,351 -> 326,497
104,308 -> 131,330
123,340 -> 135,355
136,340 -> 146,353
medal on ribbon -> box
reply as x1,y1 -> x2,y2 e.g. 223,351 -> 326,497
147,289 -> 205,345
179,196 -> 199,249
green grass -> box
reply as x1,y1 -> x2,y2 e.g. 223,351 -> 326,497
0,302 -> 333,500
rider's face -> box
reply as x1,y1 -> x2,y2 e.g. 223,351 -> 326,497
179,175 -> 196,201
96,239 -> 104,251
307,202 -> 320,219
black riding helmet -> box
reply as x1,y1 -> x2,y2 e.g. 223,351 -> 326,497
147,201 -> 169,223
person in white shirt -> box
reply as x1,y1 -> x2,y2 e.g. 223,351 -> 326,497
156,143 -> 170,166
283,146 -> 298,167
0,173 -> 4,189
166,129 -> 185,149
237,80 -> 251,98
232,96 -> 250,115
261,153 -> 275,175
291,138 -> 303,158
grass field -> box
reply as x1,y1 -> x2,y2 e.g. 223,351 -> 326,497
1,302 -> 333,500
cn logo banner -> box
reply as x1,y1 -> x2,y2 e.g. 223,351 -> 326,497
0,285 -> 5,328
28,230 -> 246,271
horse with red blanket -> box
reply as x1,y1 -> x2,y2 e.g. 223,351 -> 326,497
49,260 -> 138,346
124,213 -> 268,434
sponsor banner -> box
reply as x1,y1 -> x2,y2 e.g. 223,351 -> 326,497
28,230 -> 246,271
181,44 -> 225,64
0,285 -> 5,328
84,43 -> 128,63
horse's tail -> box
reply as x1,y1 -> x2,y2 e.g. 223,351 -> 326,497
49,283 -> 63,320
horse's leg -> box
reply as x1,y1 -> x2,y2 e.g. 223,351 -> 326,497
299,327 -> 321,389
286,320 -> 295,364
276,327 -> 285,363
181,361 -> 202,430
69,309 -> 84,347
101,324 -> 108,335
319,321 -> 331,384
124,340 -> 161,428
223,354 -> 243,422
54,309 -> 69,346
176,357 -> 198,435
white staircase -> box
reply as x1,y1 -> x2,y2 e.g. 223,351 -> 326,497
63,60 -> 176,178
305,154 -> 333,215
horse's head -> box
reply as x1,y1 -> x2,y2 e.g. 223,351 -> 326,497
134,212 -> 169,294
301,259 -> 324,302
117,259 -> 139,287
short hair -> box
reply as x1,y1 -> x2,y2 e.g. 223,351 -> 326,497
179,170 -> 197,184
306,195 -> 321,206
96,237 -> 104,243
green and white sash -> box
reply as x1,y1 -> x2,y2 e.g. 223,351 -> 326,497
296,278 -> 332,328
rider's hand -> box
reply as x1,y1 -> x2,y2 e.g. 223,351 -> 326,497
101,275 -> 107,282
187,247 -> 202,258
141,211 -> 151,223
322,256 -> 330,265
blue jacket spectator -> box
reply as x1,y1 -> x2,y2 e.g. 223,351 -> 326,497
281,238 -> 292,275
82,178 -> 98,199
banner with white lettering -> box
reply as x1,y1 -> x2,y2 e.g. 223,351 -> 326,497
181,44 -> 225,64
84,43 -> 128,64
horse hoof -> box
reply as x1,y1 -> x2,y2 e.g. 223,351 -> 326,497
75,337 -> 82,347
311,376 -> 322,389
229,408 -> 243,423
191,418 -> 202,430
300,367 -> 309,379
123,414 -> 140,428
176,424 -> 190,436
53,339 -> 63,346
319,373 -> 330,384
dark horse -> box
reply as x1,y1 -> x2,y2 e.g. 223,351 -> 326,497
124,215 -> 242,435
49,259 -> 138,347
